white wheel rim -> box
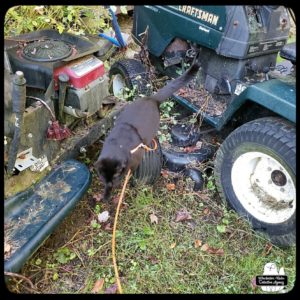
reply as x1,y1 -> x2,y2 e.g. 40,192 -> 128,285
231,151 -> 295,224
112,74 -> 127,99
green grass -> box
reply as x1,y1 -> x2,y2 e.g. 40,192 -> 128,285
6,170 -> 296,294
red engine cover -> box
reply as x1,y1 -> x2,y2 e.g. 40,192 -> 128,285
53,55 -> 105,90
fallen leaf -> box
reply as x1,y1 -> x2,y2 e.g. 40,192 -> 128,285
4,242 -> 11,254
166,183 -> 176,191
194,239 -> 202,248
161,169 -> 169,178
209,248 -> 224,256
264,243 -> 273,256
201,243 -> 224,255
200,243 -> 209,252
98,211 -> 109,223
91,278 -> 104,293
104,283 -> 118,294
149,213 -> 158,224
170,242 -> 176,249
148,256 -> 160,264
104,222 -> 112,231
175,209 -> 192,222
112,195 -> 120,206
203,208 -> 210,215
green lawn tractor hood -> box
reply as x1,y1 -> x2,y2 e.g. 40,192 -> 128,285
132,5 -> 290,60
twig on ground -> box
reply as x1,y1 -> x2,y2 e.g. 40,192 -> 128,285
4,271 -> 37,291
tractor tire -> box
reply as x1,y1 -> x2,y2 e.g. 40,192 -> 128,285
109,58 -> 152,101
214,117 -> 296,247
132,138 -> 163,185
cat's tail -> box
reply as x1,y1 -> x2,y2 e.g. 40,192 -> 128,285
151,51 -> 201,104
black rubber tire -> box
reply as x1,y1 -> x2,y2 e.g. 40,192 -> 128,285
184,168 -> 204,191
214,117 -> 296,247
132,138 -> 163,185
109,58 -> 152,100
162,145 -> 215,172
171,124 -> 201,147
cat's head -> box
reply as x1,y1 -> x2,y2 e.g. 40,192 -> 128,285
94,157 -> 128,201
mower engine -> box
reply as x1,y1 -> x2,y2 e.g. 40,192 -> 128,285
4,29 -> 110,172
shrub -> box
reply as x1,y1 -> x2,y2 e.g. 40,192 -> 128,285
4,5 -> 117,37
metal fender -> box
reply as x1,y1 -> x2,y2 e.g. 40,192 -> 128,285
218,79 -> 296,130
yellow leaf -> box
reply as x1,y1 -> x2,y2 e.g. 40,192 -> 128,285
170,242 -> 176,249
194,239 -> 202,248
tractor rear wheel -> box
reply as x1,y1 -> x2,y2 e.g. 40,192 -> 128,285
214,117 -> 296,247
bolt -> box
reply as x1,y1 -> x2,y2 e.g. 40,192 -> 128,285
267,167 -> 272,171
268,179 -> 272,184
256,178 -> 260,182
280,188 -> 285,192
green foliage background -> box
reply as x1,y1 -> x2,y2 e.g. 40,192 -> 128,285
4,5 -> 122,37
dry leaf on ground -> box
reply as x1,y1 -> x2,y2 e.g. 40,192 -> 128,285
200,243 -> 209,252
104,283 -> 118,294
91,278 -> 104,293
264,243 -> 273,256
203,208 -> 210,215
104,222 -> 112,231
175,209 -> 192,222
112,195 -> 120,206
170,242 -> 177,249
149,213 -> 158,224
194,239 -> 202,248
200,243 -> 224,255
161,169 -> 169,178
166,183 -> 176,191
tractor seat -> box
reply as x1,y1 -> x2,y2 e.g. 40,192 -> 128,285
280,42 -> 296,64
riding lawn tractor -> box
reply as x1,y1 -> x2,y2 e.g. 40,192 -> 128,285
4,5 -> 295,275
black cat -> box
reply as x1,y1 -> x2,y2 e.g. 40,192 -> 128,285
95,53 -> 201,200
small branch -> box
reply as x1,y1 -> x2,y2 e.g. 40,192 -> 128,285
4,271 -> 35,289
